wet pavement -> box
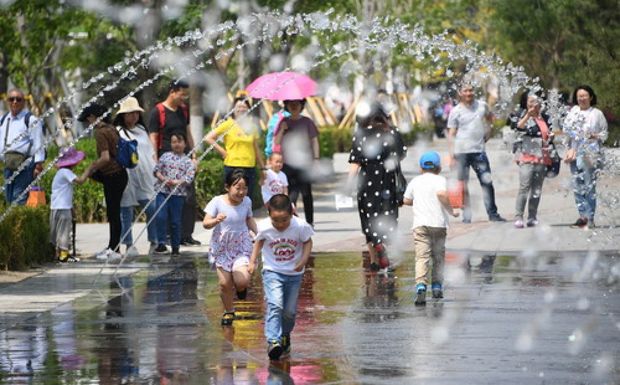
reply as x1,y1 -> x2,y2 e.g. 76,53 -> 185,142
1,252 -> 618,385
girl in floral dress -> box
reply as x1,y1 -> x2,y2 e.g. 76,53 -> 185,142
203,169 -> 258,325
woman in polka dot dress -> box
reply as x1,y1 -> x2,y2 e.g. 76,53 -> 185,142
347,103 -> 407,271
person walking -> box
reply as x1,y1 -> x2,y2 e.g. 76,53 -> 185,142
563,85 -> 608,228
113,97 -> 158,256
248,194 -> 314,360
403,151 -> 459,305
447,82 -> 506,223
78,103 -> 128,262
153,133 -> 196,257
511,92 -> 553,228
205,95 -> 265,202
0,88 -> 45,205
203,170 -> 257,326
273,99 -> 320,227
147,80 -> 201,246
347,102 -> 407,271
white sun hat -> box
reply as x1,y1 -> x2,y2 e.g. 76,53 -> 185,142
117,96 -> 144,114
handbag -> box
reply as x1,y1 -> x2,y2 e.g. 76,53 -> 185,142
394,164 -> 407,205
546,143 -> 561,178
448,180 -> 465,208
26,187 -> 47,208
4,151 -> 28,171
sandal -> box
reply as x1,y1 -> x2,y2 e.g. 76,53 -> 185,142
221,311 -> 235,326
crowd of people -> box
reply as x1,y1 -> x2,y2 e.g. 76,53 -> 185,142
0,78 -> 610,361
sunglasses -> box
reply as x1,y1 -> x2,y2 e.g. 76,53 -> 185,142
8,97 -> 24,103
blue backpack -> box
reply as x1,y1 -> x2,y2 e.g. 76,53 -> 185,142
264,109 -> 291,157
116,128 -> 139,168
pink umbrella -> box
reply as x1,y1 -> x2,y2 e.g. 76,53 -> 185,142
246,71 -> 317,101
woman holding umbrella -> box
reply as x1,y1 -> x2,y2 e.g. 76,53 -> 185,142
246,71 -> 320,227
273,99 -> 320,227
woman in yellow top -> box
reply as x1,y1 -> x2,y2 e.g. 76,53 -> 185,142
206,97 -> 265,201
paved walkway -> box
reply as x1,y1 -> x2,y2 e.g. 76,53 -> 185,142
0,138 -> 618,384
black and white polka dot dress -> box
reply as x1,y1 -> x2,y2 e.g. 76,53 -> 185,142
348,125 -> 406,246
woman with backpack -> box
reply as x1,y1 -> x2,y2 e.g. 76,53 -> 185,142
113,97 -> 158,257
78,103 -> 128,262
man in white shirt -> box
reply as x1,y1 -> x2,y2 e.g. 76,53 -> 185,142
0,89 -> 45,204
447,83 -> 505,223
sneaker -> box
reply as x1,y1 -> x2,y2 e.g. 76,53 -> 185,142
95,248 -> 111,261
182,237 -> 202,246
237,288 -> 247,300
281,334 -> 291,356
221,311 -> 235,326
431,283 -> 443,299
268,340 -> 283,360
489,215 -> 507,222
570,217 -> 588,229
414,283 -> 427,306
462,218 -> 472,224
107,250 -> 122,263
514,219 -> 524,229
526,218 -> 538,227
154,244 -> 168,254
125,245 -> 139,258
171,248 -> 180,258
58,250 -> 80,263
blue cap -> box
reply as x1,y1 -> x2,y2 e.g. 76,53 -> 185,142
419,151 -> 441,169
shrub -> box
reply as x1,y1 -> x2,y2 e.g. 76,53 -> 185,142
0,206 -> 54,270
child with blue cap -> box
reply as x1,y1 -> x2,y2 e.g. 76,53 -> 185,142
403,151 -> 459,305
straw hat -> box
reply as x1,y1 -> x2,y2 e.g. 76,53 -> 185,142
56,147 -> 85,168
117,97 -> 144,115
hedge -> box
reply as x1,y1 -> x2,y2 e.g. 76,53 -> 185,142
0,205 -> 54,270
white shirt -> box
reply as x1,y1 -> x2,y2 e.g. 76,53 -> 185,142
204,195 -> 253,233
404,173 -> 450,229
51,168 -> 77,210
447,100 -> 489,154
261,169 -> 288,205
255,216 -> 314,276
564,106 -> 608,152
0,110 -> 45,163
119,125 -> 157,206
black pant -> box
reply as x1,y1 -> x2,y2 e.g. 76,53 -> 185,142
101,170 -> 128,252
182,180 -> 197,239
283,164 -> 314,225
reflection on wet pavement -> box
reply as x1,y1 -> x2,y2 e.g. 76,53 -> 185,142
1,253 -> 619,384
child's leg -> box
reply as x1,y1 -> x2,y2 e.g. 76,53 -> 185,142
56,209 -> 73,260
217,267 -> 235,313
413,226 -> 432,287
155,193 -> 168,247
281,274 -> 303,337
168,196 -> 185,251
262,270 -> 285,343
430,228 -> 447,286
231,256 -> 251,292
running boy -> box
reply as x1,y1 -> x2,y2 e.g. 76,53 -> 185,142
260,152 -> 288,206
50,147 -> 87,263
248,194 -> 314,360
403,151 -> 458,306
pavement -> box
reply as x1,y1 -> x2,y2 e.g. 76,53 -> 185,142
0,138 -> 619,384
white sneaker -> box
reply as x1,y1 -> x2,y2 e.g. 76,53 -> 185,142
95,248 -> 111,261
125,245 -> 140,258
107,250 -> 122,263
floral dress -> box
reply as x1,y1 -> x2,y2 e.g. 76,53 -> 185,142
349,125 -> 406,246
204,195 -> 253,271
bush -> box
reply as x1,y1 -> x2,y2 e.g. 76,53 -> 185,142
0,205 -> 54,270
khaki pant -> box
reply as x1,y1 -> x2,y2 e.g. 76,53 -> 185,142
414,226 -> 447,286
